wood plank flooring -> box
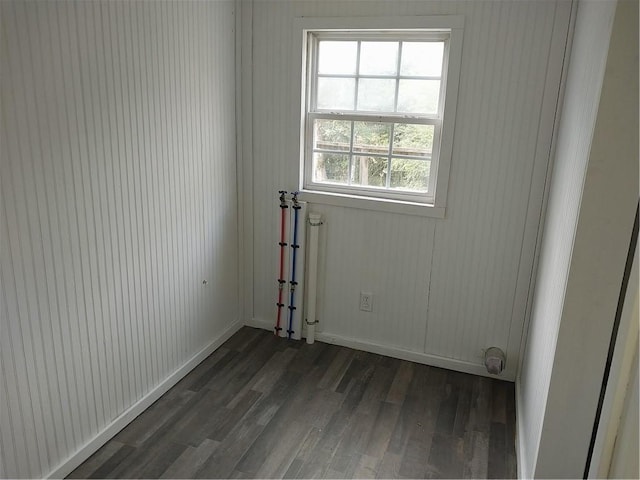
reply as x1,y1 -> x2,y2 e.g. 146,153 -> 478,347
69,327 -> 517,479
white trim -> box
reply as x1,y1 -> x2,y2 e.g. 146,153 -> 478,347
46,320 -> 243,479
238,0 -> 254,324
315,332 -> 514,381
246,317 -> 513,381
244,317 -> 276,330
293,15 -> 463,214
311,31 -> 451,42
310,111 -> 441,124
514,4 -> 576,476
298,189 -> 446,218
294,15 -> 464,31
515,380 -> 530,479
432,22 -> 462,210
304,178 -> 436,205
511,0 -> 575,380
235,0 -> 246,324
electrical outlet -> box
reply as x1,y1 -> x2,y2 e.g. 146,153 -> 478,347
359,292 -> 373,312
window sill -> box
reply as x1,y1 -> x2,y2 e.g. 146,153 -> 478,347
298,190 -> 446,218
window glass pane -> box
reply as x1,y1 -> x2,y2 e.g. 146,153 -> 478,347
359,42 -> 399,75
314,119 -> 351,151
390,158 -> 430,191
318,41 -> 357,74
392,124 -> 434,157
313,152 -> 349,184
351,156 -> 388,187
353,122 -> 391,155
397,79 -> 440,114
357,79 -> 396,112
317,77 -> 355,110
400,42 -> 444,77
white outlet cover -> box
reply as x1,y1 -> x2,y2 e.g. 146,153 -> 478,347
360,292 -> 373,312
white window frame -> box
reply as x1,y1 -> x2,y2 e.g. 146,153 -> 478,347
293,16 -> 464,218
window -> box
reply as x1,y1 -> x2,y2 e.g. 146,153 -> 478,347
295,17 -> 463,215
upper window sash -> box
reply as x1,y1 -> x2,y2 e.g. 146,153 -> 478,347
307,33 -> 450,117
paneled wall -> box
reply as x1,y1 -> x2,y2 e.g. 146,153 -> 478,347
516,2 -> 616,476
0,1 -> 238,478
243,0 -> 571,379
518,0 -> 637,476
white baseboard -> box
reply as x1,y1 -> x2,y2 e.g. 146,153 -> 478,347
245,317 -> 514,382
47,320 -> 243,479
244,317 -> 276,331
515,379 -> 528,479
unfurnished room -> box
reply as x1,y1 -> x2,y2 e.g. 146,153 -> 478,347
0,0 -> 638,478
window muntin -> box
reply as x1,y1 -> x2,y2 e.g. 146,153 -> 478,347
311,119 -> 436,193
313,37 -> 446,116
304,32 -> 450,203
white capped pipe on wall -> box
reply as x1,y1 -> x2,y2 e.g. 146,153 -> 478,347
305,212 -> 322,344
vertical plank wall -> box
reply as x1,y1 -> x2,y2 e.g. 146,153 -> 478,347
0,1 -> 238,478
244,0 -> 570,379
518,1 -> 626,476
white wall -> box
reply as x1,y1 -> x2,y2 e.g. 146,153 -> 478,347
517,0 -> 638,477
242,0 -> 571,379
0,1 -> 239,478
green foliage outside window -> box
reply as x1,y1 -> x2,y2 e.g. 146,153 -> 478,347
314,120 -> 433,191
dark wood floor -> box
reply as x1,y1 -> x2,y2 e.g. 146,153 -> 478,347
69,327 -> 517,479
